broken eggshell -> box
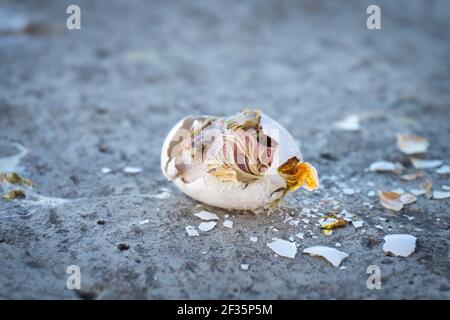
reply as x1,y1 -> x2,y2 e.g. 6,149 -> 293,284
161,110 -> 319,210
383,234 -> 416,257
303,246 -> 349,267
396,134 -> 429,155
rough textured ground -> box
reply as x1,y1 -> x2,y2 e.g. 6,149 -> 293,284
1,0 -> 449,299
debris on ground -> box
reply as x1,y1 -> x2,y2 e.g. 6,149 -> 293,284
194,210 -> 220,221
383,234 -> 416,257
369,161 -> 403,173
185,226 -> 199,237
101,167 -> 112,174
352,221 -> 364,228
266,239 -> 297,258
319,214 -> 347,230
303,246 -> 349,267
123,166 -> 143,174
223,220 -> 233,228
333,115 -> 361,131
436,165 -> 450,175
379,191 -> 416,211
410,158 -> 443,169
400,172 -> 424,181
432,191 -> 450,200
198,221 -> 216,232
396,134 -> 429,155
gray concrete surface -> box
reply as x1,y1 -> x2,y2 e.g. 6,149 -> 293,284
0,0 -> 449,299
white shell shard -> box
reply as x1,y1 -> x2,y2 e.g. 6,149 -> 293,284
240,264 -> 250,270
303,246 -> 349,267
160,116 -> 194,176
185,225 -> 199,237
296,232 -> 304,239
399,193 -> 417,205
160,110 -> 319,210
400,172 -> 424,181
250,236 -> 258,242
149,191 -> 171,199
369,161 -> 403,173
436,165 -> 450,175
198,221 -> 216,232
266,239 -> 297,258
432,191 -> 450,200
101,167 -> 112,174
352,220 -> 364,228
396,134 -> 429,155
383,234 -> 416,257
194,210 -> 220,221
123,166 -> 143,174
223,220 -> 233,228
410,189 -> 426,196
410,158 -> 443,169
333,115 -> 361,131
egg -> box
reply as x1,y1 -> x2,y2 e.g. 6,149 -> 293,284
161,109 -> 318,210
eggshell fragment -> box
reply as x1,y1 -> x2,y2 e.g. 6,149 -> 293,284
436,165 -> 450,175
396,134 -> 429,155
352,221 -> 364,228
379,191 -> 416,211
240,264 -> 250,270
410,158 -> 443,169
410,189 -> 426,196
369,161 -> 403,173
432,191 -> 450,200
223,220 -> 233,228
123,166 -> 142,174
399,193 -> 417,205
101,167 -> 112,174
266,239 -> 297,258
198,221 -> 216,232
303,246 -> 349,267
333,115 -> 360,131
185,226 -> 199,237
194,210 -> 219,221
379,191 -> 404,211
383,234 -> 416,257
400,172 -> 424,181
